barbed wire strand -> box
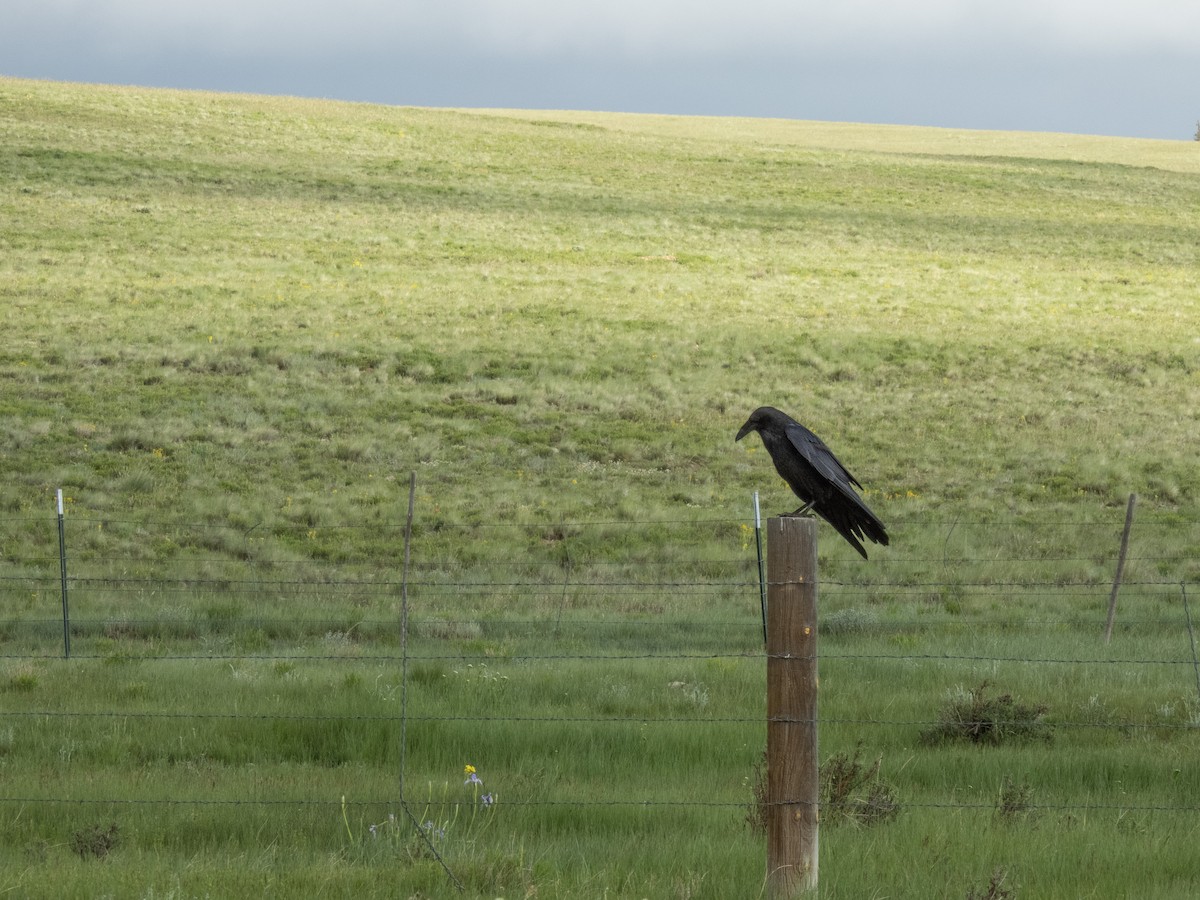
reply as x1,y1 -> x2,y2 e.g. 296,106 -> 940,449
2,708 -> 1196,731
13,512 -> 1200,529
0,795 -> 1194,813
1,650 -> 1194,666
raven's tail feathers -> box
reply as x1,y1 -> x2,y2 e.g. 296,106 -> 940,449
818,496 -> 889,561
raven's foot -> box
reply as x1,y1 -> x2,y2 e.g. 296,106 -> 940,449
781,503 -> 815,518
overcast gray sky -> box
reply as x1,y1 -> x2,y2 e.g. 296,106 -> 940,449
4,0 -> 1198,139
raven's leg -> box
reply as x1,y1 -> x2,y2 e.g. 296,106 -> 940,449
783,502 -> 815,518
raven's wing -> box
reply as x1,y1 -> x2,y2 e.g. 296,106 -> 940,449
782,420 -> 888,558
782,421 -> 863,491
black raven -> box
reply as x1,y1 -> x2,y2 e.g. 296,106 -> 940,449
736,406 -> 889,559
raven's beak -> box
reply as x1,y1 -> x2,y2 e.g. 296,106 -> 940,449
735,421 -> 753,442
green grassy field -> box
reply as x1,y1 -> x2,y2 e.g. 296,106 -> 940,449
2,76 -> 1200,897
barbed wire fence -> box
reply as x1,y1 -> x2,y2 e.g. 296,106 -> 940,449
1,495 -> 1199,888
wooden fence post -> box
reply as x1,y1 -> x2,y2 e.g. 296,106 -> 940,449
766,516 -> 819,897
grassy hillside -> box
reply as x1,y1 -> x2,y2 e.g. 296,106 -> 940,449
2,78 -> 1200,898
4,78 -> 1199,539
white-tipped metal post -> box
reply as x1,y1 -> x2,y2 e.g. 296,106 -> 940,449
56,489 -> 70,659
754,492 -> 767,643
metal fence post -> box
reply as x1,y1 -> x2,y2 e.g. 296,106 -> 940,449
754,492 -> 767,644
56,488 -> 71,659
1104,493 -> 1137,643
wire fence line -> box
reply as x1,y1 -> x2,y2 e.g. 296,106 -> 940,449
3,506 -> 1200,664
1,507 -> 1199,832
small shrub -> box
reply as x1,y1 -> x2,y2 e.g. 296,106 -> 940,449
408,662 -> 448,686
201,600 -> 244,624
272,660 -> 297,678
233,627 -> 270,654
823,607 -> 879,635
966,866 -> 1016,899
71,822 -> 119,860
4,664 -> 39,692
417,619 -> 483,641
0,726 -> 15,756
744,744 -> 900,833
920,681 -> 1051,746
744,753 -> 768,834
995,775 -> 1038,824
348,765 -> 499,862
821,744 -> 900,828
